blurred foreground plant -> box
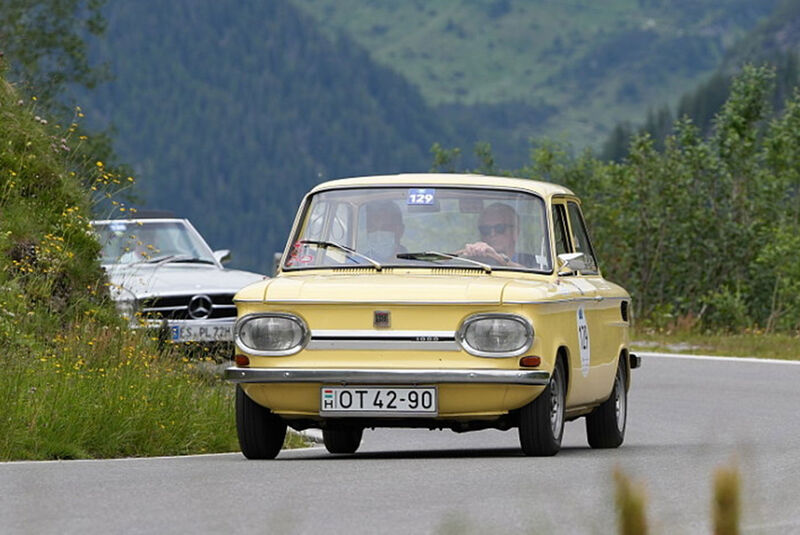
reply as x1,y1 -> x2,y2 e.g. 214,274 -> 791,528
614,467 -> 649,535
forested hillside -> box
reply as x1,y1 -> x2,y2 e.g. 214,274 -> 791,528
602,0 -> 800,160
79,0 -> 790,273
83,1 -> 457,272
511,66 -> 800,332
293,0 -> 777,152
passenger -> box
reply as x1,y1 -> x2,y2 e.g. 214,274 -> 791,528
362,200 -> 406,262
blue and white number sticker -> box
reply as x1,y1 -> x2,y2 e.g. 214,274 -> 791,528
407,188 -> 435,205
577,306 -> 590,377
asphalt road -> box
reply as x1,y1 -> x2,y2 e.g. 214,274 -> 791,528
2,353 -> 800,534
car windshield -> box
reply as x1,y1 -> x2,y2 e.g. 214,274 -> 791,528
284,187 -> 552,273
93,220 -> 216,265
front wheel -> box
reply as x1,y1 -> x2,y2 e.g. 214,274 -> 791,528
518,358 -> 566,456
235,386 -> 287,459
585,359 -> 627,448
323,427 -> 363,454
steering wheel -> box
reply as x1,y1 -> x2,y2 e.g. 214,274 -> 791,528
460,253 -> 500,265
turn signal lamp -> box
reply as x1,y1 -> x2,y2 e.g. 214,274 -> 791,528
519,356 -> 541,368
234,354 -> 250,367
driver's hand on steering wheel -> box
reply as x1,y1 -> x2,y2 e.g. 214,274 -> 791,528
458,241 -> 509,264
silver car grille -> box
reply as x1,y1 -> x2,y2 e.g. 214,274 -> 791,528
139,294 -> 236,320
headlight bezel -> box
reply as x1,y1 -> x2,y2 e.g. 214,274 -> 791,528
235,312 -> 310,356
110,285 -> 139,322
456,313 -> 534,358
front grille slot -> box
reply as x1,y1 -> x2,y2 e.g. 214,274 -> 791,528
140,294 -> 236,320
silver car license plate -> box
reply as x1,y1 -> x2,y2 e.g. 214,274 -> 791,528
320,386 -> 437,417
170,323 -> 233,342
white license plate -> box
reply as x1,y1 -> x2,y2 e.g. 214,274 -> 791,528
320,386 -> 437,416
170,323 -> 233,342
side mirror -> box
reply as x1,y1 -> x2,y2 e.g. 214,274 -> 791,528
557,252 -> 584,275
213,249 -> 231,264
272,251 -> 282,276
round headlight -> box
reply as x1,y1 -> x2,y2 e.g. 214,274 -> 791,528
236,313 -> 308,355
457,314 -> 533,357
116,298 -> 137,321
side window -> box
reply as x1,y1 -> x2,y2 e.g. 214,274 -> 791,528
552,204 -> 571,257
566,202 -> 598,274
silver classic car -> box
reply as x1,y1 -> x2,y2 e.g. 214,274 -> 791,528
92,216 -> 265,344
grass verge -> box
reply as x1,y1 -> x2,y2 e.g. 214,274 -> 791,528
631,328 -> 800,360
0,321 -> 306,461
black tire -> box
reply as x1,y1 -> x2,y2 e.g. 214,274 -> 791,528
323,427 -> 363,454
586,359 -> 627,449
518,358 -> 566,456
235,386 -> 287,459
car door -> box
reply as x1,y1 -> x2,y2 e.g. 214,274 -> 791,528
552,200 -> 597,404
562,199 -> 619,403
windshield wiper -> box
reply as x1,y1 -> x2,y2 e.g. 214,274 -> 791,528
141,254 -> 212,266
169,257 -> 215,265
300,240 -> 383,271
396,251 -> 492,273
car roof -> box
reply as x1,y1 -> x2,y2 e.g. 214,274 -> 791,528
308,173 -> 575,198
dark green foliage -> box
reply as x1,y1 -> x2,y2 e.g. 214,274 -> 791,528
601,0 -> 800,161
516,65 -> 800,332
0,0 -> 108,107
81,0 -> 458,273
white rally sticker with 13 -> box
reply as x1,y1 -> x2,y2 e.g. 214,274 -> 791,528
577,305 -> 590,377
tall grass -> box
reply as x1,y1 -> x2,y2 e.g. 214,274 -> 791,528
0,326 -> 239,459
0,71 -> 303,460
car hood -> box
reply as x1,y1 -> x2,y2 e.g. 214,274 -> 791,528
105,263 -> 266,299
240,272 -> 563,304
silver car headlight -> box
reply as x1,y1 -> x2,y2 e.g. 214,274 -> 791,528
457,313 -> 533,357
116,298 -> 138,321
109,285 -> 138,321
235,313 -> 309,356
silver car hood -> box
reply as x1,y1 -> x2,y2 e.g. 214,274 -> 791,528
104,263 -> 266,300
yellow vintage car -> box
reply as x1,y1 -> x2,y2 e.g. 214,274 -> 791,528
225,173 -> 639,458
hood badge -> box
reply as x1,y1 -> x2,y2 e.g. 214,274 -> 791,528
188,294 -> 213,319
373,310 -> 390,328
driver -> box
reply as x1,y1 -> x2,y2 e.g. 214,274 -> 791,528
119,228 -> 160,263
460,202 -> 521,266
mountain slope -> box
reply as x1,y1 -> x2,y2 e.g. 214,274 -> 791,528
600,0 -> 800,160
291,0 -> 778,148
84,1 -> 455,272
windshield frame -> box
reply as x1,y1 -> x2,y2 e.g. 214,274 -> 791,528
281,184 -> 554,275
92,218 -> 221,268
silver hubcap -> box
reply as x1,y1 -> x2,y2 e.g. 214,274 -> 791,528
614,371 -> 627,433
550,367 -> 564,436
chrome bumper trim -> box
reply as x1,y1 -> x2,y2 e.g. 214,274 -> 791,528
306,340 -> 459,351
224,367 -> 550,385
306,329 -> 459,351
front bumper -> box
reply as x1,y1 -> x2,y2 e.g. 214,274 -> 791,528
224,367 -> 551,385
